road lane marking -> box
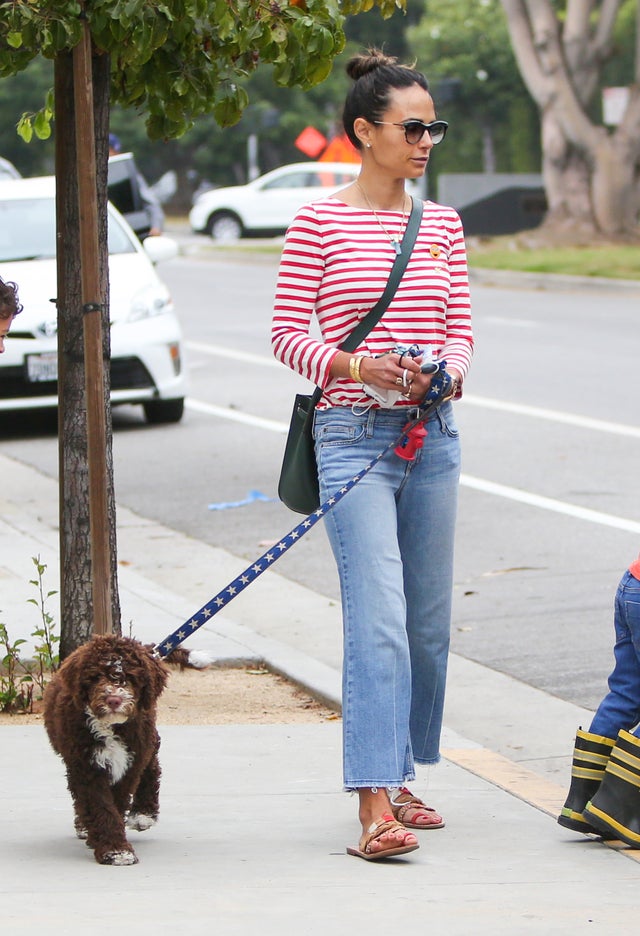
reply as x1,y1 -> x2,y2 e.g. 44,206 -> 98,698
185,398 -> 288,432
460,475 -> 640,535
185,396 -> 640,534
185,340 -> 282,368
185,342 -> 640,440
462,394 -> 640,439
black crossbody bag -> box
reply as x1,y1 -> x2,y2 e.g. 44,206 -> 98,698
277,196 -> 424,514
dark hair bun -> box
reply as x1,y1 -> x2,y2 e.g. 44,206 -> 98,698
346,49 -> 398,82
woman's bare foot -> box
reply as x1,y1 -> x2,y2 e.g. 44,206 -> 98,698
357,788 -> 418,855
389,786 -> 445,830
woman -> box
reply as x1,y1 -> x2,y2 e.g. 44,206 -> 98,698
272,50 -> 473,860
0,276 -> 22,353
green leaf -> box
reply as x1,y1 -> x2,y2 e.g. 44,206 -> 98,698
16,116 -> 33,144
213,84 -> 250,127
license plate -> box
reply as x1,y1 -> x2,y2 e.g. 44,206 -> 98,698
25,352 -> 58,382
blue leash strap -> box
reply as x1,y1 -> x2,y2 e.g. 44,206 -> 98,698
154,367 -> 453,658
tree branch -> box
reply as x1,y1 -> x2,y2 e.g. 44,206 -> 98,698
593,0 -> 624,59
500,0 -> 551,108
502,0 -> 602,152
563,0 -> 620,104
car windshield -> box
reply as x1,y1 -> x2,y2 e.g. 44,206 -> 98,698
0,196 -> 137,262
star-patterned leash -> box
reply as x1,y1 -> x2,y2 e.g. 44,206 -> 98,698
154,366 -> 453,658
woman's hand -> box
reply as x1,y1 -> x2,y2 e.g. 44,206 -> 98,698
332,351 -> 461,403
360,352 -> 437,401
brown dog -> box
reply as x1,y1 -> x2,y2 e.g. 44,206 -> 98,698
44,635 -> 170,865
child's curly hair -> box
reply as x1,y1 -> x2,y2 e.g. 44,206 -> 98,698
0,276 -> 22,320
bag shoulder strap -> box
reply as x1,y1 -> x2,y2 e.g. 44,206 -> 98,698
309,195 -> 424,405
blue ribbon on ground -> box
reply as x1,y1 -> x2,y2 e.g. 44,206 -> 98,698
154,366 -> 453,658
208,490 -> 274,511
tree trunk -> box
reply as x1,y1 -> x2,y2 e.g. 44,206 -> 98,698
501,0 -> 640,241
539,111 -> 595,236
55,50 -> 121,659
481,124 -> 496,174
540,109 -> 640,239
591,135 -> 639,236
93,55 -> 122,644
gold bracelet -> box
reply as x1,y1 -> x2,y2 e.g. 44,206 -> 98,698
349,355 -> 365,383
443,376 -> 460,400
354,356 -> 364,383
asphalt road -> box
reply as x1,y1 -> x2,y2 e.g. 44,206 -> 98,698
2,240 -> 639,713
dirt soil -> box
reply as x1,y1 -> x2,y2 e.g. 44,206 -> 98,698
0,665 -> 341,726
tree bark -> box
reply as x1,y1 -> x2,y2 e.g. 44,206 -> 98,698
501,0 -> 640,239
540,112 -> 594,234
55,50 -> 121,659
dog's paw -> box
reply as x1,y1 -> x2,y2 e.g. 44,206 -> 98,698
99,848 -> 138,866
74,823 -> 88,840
126,812 -> 157,832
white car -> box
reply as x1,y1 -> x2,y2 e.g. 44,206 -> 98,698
0,176 -> 187,423
189,161 -> 361,241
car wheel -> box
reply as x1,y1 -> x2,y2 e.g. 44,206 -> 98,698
207,211 -> 243,242
143,398 -> 185,424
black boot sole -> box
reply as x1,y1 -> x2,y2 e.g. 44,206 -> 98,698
583,802 -> 640,848
557,810 -> 601,835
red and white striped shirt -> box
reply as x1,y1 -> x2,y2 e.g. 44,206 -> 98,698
272,197 -> 474,409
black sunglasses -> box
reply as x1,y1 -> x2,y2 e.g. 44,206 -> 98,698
373,119 -> 448,146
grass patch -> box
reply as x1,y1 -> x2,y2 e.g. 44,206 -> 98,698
207,242 -> 283,256
467,239 -> 640,280
168,215 -> 639,281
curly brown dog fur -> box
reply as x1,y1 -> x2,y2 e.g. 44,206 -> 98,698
44,635 -> 169,866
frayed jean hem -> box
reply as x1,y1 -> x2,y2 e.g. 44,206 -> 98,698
344,773 -> 416,792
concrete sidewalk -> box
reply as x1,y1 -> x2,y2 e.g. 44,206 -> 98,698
2,451 -> 639,934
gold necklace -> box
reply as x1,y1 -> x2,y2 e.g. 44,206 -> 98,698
356,181 -> 409,256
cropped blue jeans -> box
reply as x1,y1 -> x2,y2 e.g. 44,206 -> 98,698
589,570 -> 640,740
314,402 -> 460,789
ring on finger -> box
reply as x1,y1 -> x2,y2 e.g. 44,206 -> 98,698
395,376 -> 403,386
402,368 -> 411,388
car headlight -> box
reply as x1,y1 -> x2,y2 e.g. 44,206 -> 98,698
127,284 -> 173,323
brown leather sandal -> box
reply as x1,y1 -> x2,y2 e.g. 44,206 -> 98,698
389,787 -> 445,830
346,812 -> 420,861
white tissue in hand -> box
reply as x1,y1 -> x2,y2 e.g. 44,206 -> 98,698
363,385 -> 403,407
